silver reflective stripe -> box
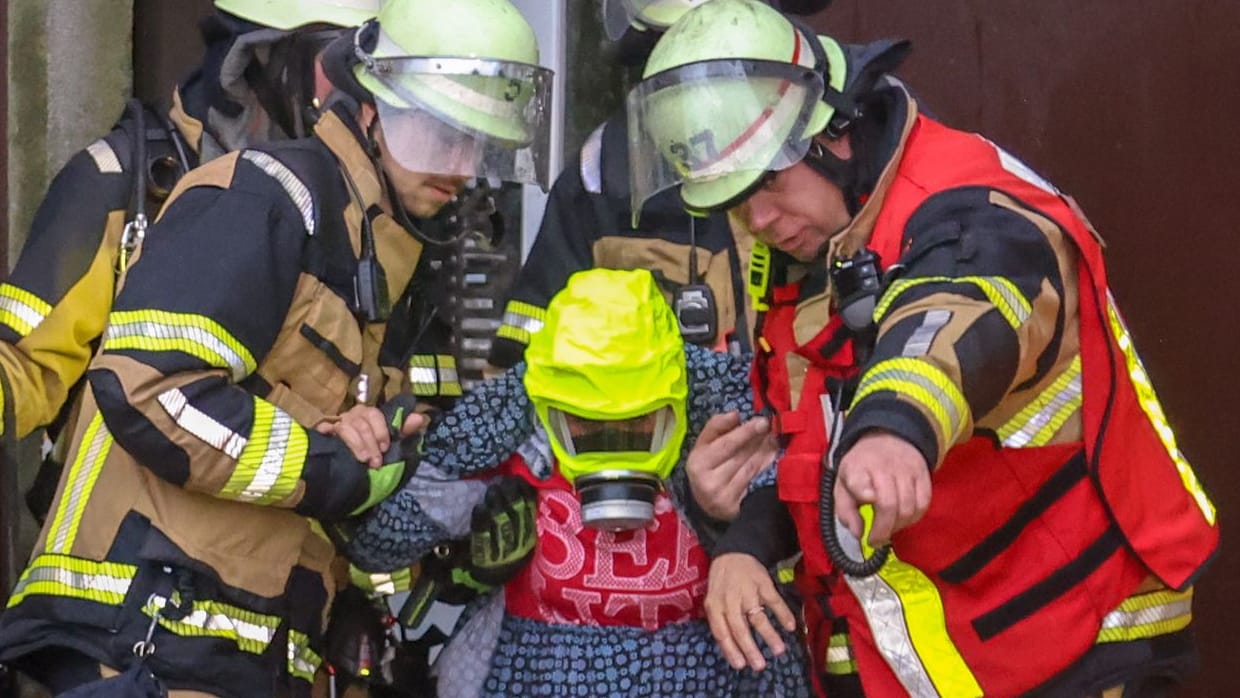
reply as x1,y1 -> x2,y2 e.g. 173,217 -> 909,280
158,389 -> 247,459
87,139 -> 123,174
845,574 -> 940,697
50,418 -> 112,553
441,365 -> 460,384
103,320 -> 252,382
580,123 -> 605,194
1001,358 -> 1082,448
409,366 -> 438,386
1101,596 -> 1193,632
242,151 -> 316,236
826,645 -> 853,664
149,595 -> 277,648
501,311 -> 544,335
859,362 -> 964,440
0,289 -> 49,334
288,636 -> 321,679
13,564 -> 132,599
902,309 -> 952,357
241,409 -> 295,502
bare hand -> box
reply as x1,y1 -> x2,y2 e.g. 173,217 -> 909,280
687,412 -> 778,521
316,405 -> 427,469
703,552 -> 796,672
834,431 -> 931,547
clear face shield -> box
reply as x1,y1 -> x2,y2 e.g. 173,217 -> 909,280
544,405 -> 680,531
627,58 -> 825,224
364,57 -> 554,190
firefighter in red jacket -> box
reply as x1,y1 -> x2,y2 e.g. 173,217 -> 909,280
626,1 -> 1219,696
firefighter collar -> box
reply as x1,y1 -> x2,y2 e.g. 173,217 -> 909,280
825,87 -> 921,264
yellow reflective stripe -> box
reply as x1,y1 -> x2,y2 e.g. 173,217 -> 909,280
846,508 -> 982,697
408,354 -> 463,397
103,310 -> 257,381
287,630 -> 322,683
0,284 -> 53,336
350,565 -> 414,595
1106,293 -> 1216,525
158,388 -> 247,458
825,632 -> 858,675
496,300 -> 546,345
999,355 -> 1083,448
6,554 -> 136,609
854,358 -> 969,444
875,276 -> 1031,329
776,566 -> 796,585
144,594 -> 280,655
1096,587 -> 1193,644
222,398 -> 306,505
46,413 -> 113,554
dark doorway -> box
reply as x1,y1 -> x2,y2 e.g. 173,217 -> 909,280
133,0 -> 213,107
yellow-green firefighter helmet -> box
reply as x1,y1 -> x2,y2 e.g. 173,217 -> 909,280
628,0 -> 849,218
349,0 -> 553,188
354,0 -> 541,144
214,0 -> 379,30
602,0 -> 718,40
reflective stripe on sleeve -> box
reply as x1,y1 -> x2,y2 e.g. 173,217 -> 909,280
241,151 -> 316,237
875,276 -> 1031,329
0,284 -> 53,337
86,139 -> 124,174
408,354 -> 463,397
495,300 -> 546,346
853,357 -> 970,446
998,355 -> 1082,448
158,388 -> 248,459
220,398 -> 306,505
104,309 -> 258,381
288,630 -> 323,683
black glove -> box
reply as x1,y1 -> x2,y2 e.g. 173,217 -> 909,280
396,477 -> 538,628
468,476 -> 539,587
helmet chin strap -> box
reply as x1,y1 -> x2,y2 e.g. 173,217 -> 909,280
802,137 -> 865,217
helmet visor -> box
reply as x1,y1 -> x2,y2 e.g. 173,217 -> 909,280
368,57 -> 554,190
545,406 -> 678,457
627,58 -> 824,223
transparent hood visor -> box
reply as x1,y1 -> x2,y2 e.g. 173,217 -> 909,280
545,406 -> 677,458
368,57 -> 554,190
627,59 -> 825,223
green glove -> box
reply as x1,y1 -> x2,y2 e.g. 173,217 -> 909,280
467,476 -> 539,587
395,477 -> 538,628
349,395 -> 426,516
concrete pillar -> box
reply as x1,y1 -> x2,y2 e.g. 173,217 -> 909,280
4,0 -> 133,571
6,0 -> 133,262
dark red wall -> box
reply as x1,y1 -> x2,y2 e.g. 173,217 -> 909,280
809,2 -> 1240,694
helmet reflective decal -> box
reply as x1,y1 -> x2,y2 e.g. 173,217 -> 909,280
627,58 -> 824,220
